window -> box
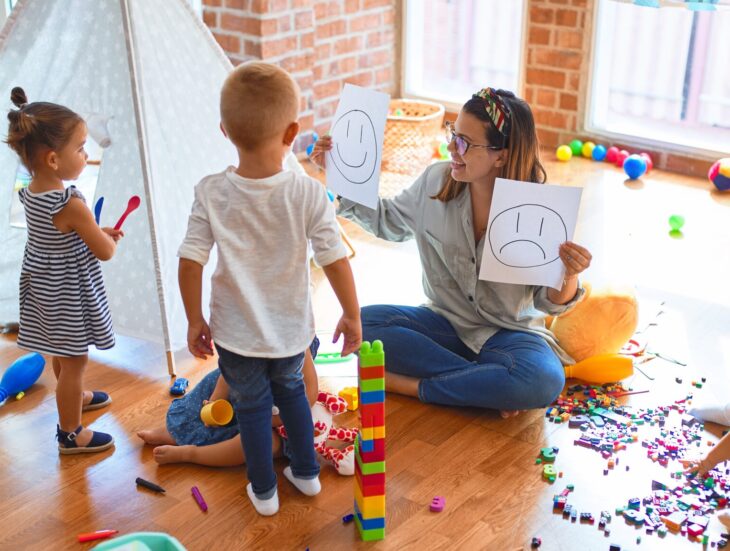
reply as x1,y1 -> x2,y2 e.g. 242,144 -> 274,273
589,0 -> 730,155
403,0 -> 526,109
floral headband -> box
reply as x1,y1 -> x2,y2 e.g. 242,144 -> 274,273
473,87 -> 511,139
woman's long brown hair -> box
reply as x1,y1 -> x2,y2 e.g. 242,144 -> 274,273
432,90 -> 546,202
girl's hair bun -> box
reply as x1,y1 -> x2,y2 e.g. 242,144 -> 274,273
11,87 -> 28,108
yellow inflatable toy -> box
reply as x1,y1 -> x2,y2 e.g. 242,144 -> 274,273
547,281 -> 639,384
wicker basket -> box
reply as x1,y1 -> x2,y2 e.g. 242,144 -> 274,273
381,98 -> 445,180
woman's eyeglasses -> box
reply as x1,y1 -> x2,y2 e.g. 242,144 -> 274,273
445,121 -> 503,156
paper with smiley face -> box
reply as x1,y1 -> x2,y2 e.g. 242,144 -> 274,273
326,83 -> 390,209
479,178 -> 582,290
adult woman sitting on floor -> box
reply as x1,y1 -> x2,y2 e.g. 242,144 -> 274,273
311,87 -> 591,417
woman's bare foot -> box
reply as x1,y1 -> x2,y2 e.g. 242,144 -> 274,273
500,409 -> 526,419
153,444 -> 193,465
384,372 -> 420,397
137,427 -> 176,446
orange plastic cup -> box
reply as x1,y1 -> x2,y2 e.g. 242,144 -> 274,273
200,399 -> 234,426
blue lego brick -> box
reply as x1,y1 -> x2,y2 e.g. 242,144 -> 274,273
360,390 -> 386,405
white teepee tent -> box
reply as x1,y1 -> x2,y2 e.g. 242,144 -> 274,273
0,0 -> 269,374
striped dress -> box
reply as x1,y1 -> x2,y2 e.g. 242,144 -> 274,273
18,186 -> 115,357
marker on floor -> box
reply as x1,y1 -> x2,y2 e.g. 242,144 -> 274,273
135,477 -> 165,493
192,486 -> 208,512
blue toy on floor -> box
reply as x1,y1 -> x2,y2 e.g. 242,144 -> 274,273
0,352 -> 45,406
169,378 -> 189,396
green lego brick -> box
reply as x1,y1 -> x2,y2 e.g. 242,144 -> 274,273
355,514 -> 385,541
360,377 -> 385,392
359,340 -> 384,368
356,452 -> 386,475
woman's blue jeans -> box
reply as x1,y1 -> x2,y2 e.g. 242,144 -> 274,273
361,305 -> 565,410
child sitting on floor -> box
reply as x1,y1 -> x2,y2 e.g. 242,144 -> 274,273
137,341 -> 319,467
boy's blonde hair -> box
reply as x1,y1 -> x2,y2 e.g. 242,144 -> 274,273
220,61 -> 300,151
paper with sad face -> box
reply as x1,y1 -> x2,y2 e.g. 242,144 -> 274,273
479,178 -> 583,290
326,83 -> 390,209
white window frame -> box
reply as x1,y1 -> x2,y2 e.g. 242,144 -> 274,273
400,0 -> 528,112
585,0 -> 729,160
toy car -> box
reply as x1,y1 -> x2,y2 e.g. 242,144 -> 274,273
169,377 -> 189,396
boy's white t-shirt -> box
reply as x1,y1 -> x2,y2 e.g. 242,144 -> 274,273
178,166 -> 347,358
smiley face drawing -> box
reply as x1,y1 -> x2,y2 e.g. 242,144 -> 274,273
328,109 -> 378,184
488,204 -> 567,268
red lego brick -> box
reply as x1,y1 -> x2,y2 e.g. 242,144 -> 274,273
359,365 -> 385,380
359,437 -> 385,463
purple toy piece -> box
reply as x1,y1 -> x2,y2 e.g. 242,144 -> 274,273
430,496 -> 445,512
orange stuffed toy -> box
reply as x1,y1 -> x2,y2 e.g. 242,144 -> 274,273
547,281 -> 639,363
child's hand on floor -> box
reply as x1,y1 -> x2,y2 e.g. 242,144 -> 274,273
681,456 -> 715,478
333,314 -> 362,357
309,134 -> 332,170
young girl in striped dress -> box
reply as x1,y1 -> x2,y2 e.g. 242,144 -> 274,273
5,87 -> 123,454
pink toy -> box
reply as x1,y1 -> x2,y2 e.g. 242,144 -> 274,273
277,391 -> 359,475
615,150 -> 630,168
605,146 -> 619,164
430,496 -> 445,512
640,152 -> 653,173
114,195 -> 141,230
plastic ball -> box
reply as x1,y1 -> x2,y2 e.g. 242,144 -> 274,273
669,214 -> 685,231
592,144 -> 607,161
605,146 -> 620,163
556,145 -> 573,162
438,142 -> 450,160
624,154 -> 647,179
615,150 -> 630,168
639,152 -> 653,173
709,158 -> 730,191
581,141 -> 595,158
569,139 -> 583,157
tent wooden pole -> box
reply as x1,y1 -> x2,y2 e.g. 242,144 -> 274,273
166,350 -> 176,378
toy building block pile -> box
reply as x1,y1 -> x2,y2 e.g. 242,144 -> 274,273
354,340 -> 386,541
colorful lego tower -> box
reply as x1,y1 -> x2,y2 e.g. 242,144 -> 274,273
354,340 -> 386,541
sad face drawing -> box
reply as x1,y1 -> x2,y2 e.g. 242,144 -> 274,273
488,204 -> 567,268
328,109 -> 378,184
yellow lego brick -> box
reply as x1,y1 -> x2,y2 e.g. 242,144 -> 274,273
354,481 -> 385,518
360,425 -> 385,440
338,387 -> 359,411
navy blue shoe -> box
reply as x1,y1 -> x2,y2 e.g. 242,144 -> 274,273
82,391 -> 112,412
56,425 -> 114,455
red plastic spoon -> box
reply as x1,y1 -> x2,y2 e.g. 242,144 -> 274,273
114,195 -> 141,230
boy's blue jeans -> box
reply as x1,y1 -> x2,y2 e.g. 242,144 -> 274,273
361,305 -> 565,410
216,344 -> 320,499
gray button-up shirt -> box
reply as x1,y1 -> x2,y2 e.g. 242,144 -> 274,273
337,162 -> 583,364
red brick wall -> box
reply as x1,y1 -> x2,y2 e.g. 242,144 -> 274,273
523,0 -> 712,178
202,0 -> 399,153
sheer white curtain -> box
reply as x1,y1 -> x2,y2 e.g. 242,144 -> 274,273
404,0 -> 524,106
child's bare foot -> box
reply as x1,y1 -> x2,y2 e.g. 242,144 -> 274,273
153,444 -> 193,465
500,409 -> 525,419
137,427 -> 176,446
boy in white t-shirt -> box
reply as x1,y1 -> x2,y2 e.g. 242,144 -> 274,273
178,61 -> 361,516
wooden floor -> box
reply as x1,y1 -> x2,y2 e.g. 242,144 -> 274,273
1,155 -> 729,551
